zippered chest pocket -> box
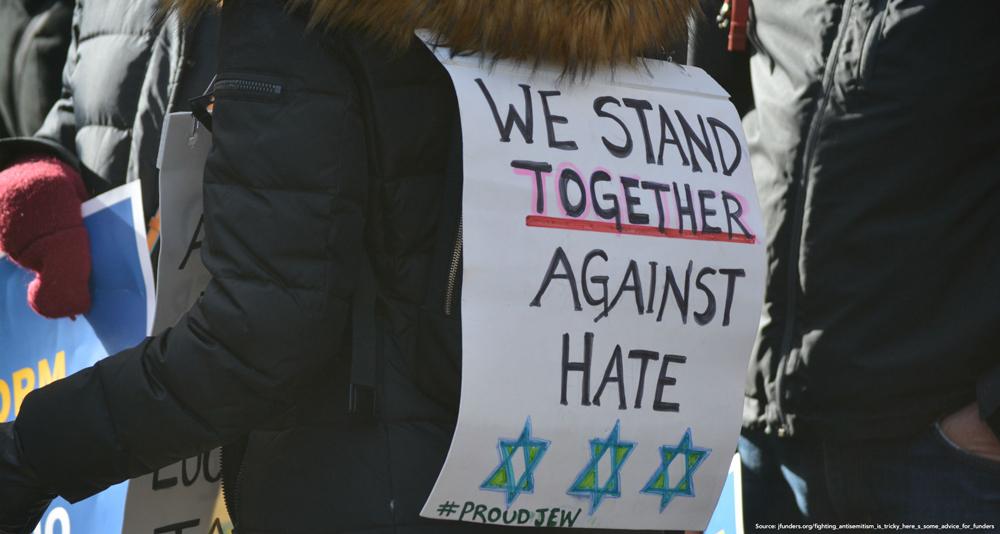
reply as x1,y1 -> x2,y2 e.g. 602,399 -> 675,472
213,74 -> 285,102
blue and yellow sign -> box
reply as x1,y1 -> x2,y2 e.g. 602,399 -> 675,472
0,183 -> 153,534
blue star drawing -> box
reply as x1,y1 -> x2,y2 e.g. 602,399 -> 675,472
566,420 -> 636,515
641,428 -> 711,512
480,418 -> 550,507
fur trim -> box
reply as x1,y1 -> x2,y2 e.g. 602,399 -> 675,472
164,0 -> 697,73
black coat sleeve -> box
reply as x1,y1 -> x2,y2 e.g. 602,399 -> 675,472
13,3 -> 369,502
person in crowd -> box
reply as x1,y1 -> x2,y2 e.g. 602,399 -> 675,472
0,1 -> 698,533
0,0 -> 73,139
694,0 -> 1000,529
0,0 -> 218,318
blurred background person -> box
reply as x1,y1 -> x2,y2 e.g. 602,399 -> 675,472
0,0 -> 73,139
0,0 -> 218,318
693,0 -> 1000,530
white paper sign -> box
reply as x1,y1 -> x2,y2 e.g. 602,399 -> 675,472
151,111 -> 212,336
122,448 -> 230,534
420,41 -> 765,531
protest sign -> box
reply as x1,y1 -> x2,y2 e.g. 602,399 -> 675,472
420,39 -> 765,530
151,111 -> 212,335
122,447 -> 232,534
122,110 -> 231,533
705,455 -> 744,534
1,181 -> 153,534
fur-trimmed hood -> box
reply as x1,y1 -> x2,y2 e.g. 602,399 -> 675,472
166,0 -> 697,73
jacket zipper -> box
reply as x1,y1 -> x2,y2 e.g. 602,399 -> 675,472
774,0 -> 857,435
213,78 -> 283,99
443,216 -> 463,316
219,445 -> 245,530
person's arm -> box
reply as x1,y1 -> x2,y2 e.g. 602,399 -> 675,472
0,3 -> 95,321
978,365 -> 1000,440
12,18 -> 369,503
5,0 -> 74,138
938,365 -> 1000,462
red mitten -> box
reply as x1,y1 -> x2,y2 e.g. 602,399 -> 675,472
0,156 -> 90,318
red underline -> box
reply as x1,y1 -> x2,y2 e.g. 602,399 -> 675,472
525,215 -> 757,244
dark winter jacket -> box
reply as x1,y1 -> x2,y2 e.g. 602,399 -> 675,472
14,1 -> 696,533
737,0 -> 1000,440
0,0 -> 218,220
0,0 -> 73,139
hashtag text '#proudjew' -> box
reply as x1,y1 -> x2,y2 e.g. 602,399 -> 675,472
436,501 -> 583,527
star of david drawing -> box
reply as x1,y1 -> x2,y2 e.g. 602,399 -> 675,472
480,418 -> 551,507
566,420 -> 636,515
641,428 -> 711,512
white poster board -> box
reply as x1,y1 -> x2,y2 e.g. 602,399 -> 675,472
420,40 -> 765,531
151,111 -> 212,336
122,448 -> 231,534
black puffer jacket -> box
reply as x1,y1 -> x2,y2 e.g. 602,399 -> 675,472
0,0 -> 218,220
13,0 -> 696,533
740,0 -> 1000,440
0,0 -> 73,138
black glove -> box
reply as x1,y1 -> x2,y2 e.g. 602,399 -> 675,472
0,422 -> 54,534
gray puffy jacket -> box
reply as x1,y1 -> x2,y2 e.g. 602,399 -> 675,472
740,0 -> 1000,440
0,0 -> 218,220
